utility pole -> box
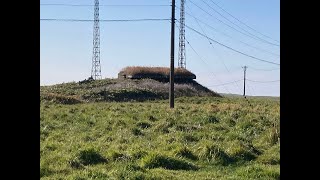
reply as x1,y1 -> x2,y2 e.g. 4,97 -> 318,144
178,0 -> 186,69
242,66 -> 247,98
91,0 -> 102,80
170,0 -> 175,108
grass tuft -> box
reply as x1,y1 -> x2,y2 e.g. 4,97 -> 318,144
174,146 -> 198,160
141,153 -> 199,170
199,145 -> 233,165
70,148 -> 107,167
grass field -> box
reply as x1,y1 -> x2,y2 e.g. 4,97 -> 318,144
40,95 -> 280,179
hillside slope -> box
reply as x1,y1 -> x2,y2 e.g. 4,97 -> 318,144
40,78 -> 221,103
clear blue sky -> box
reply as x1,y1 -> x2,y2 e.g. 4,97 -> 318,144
40,0 -> 280,96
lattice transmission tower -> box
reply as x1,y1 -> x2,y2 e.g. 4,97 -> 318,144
91,0 -> 102,80
178,0 -> 186,69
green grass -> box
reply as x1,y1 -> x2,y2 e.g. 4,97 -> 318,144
40,94 -> 279,179
40,78 -> 279,179
141,153 -> 198,170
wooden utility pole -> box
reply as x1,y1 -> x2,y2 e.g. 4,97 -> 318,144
170,0 -> 175,108
242,66 -> 247,98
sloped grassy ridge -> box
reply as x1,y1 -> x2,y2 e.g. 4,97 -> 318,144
40,78 -> 221,103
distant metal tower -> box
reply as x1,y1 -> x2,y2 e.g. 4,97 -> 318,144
91,0 -> 102,80
178,0 -> 186,69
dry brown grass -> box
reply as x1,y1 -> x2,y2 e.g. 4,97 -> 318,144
120,66 -> 195,76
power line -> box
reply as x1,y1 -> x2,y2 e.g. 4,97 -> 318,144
184,38 -> 233,94
182,22 -> 280,66
249,67 -> 280,71
207,0 -> 280,44
245,84 -> 252,96
246,82 -> 256,96
40,18 -> 171,22
175,6 -> 280,57
247,79 -> 280,83
185,5 -> 212,49
207,80 -> 242,87
186,4 -> 242,94
40,4 -> 171,7
188,0 -> 280,47
199,0 -> 280,47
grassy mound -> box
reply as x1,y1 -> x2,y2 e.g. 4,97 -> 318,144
40,78 -> 221,103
